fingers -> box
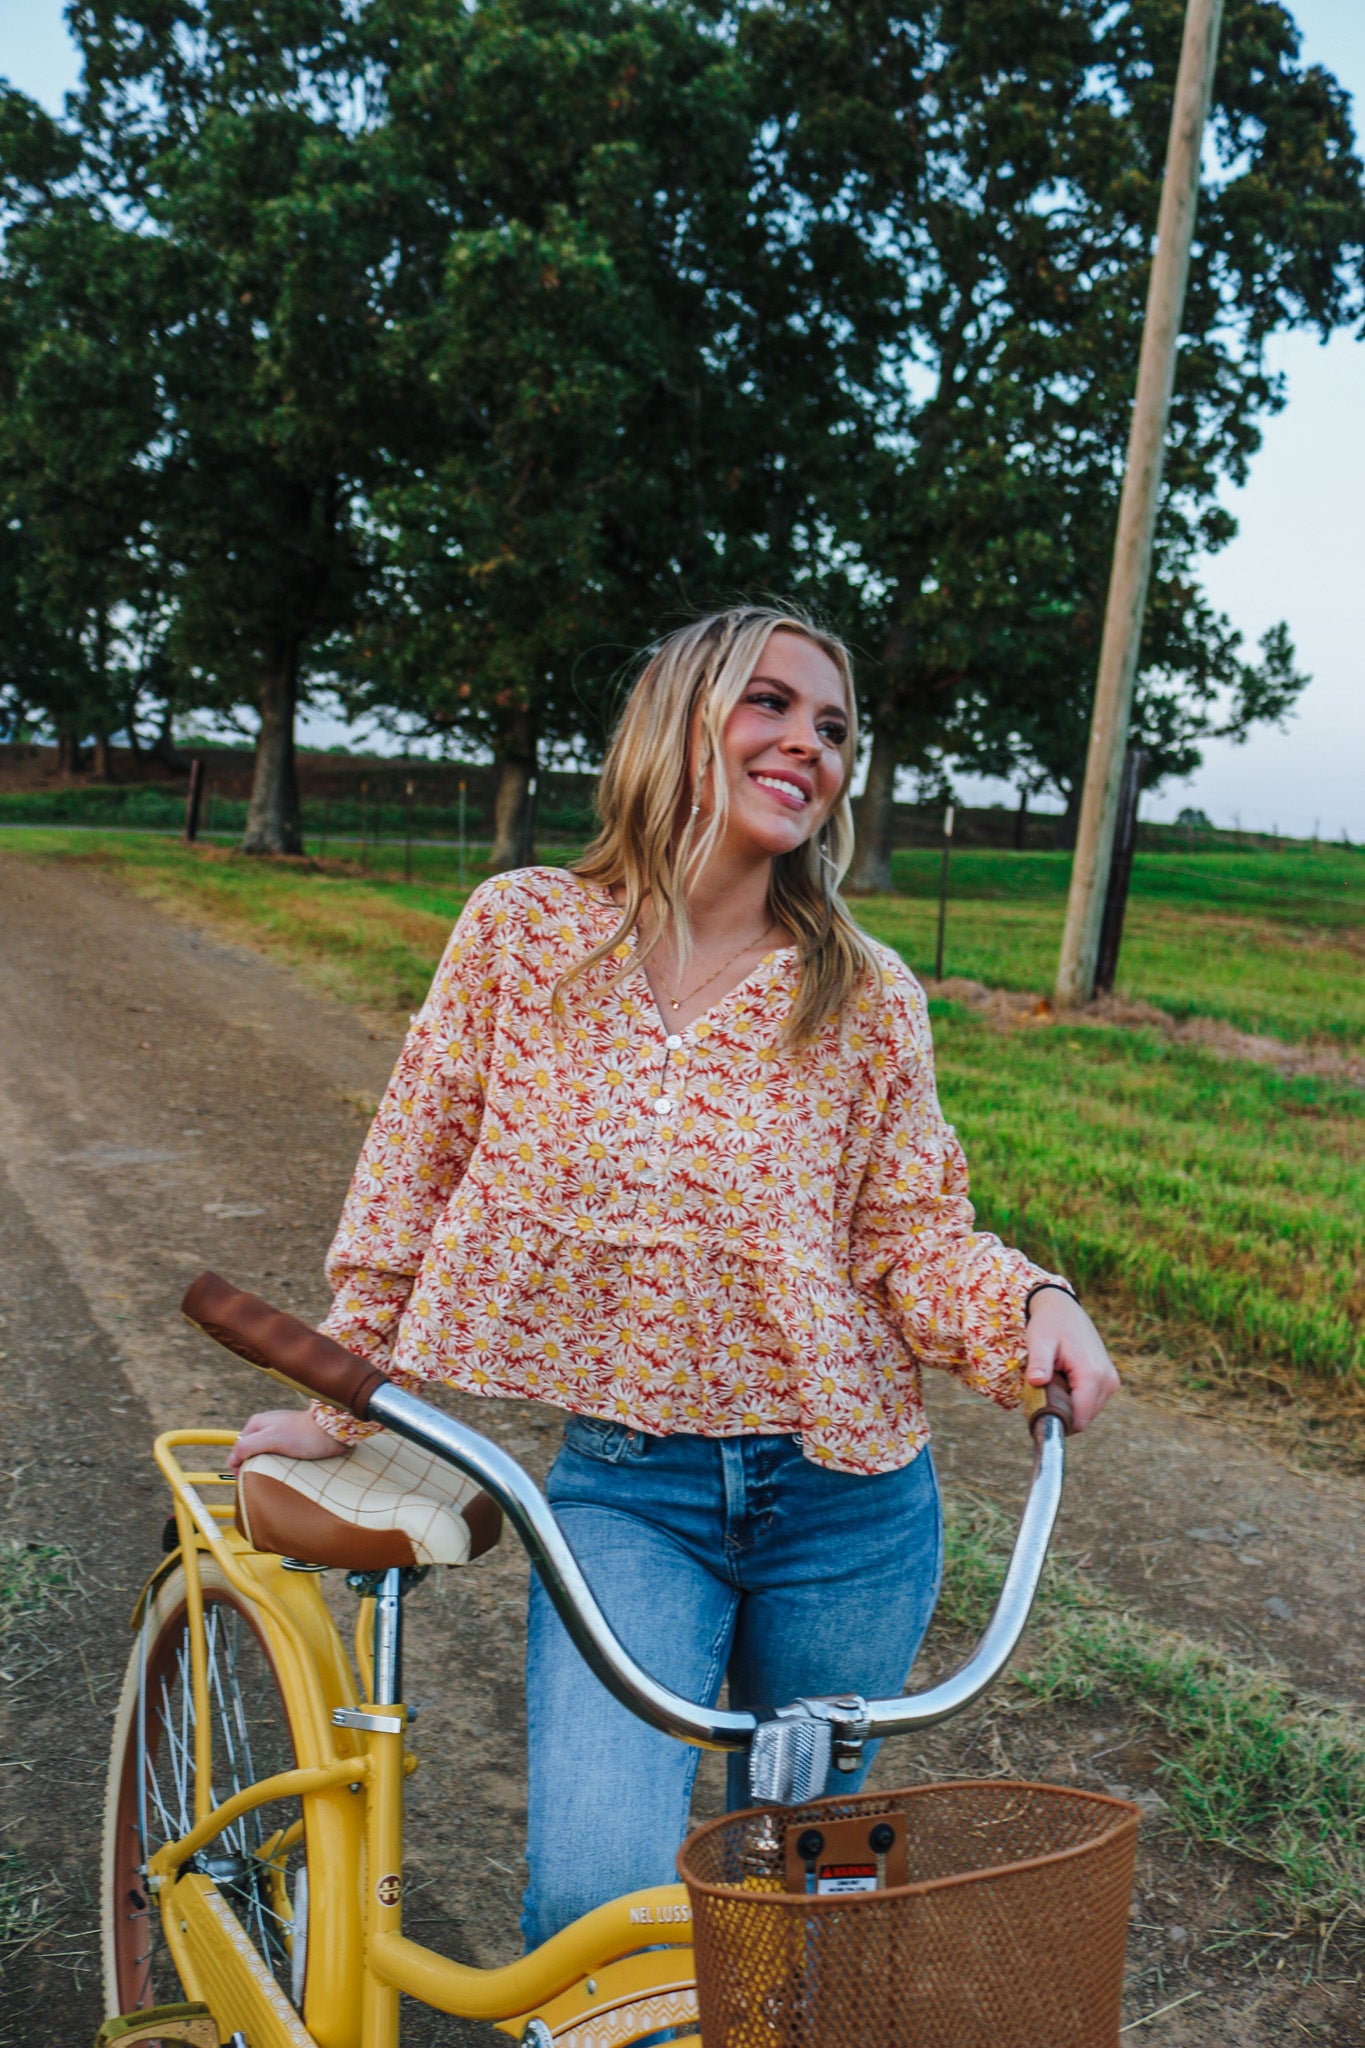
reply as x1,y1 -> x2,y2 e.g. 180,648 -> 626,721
1021,1294 -> 1119,1433
1057,1353 -> 1121,1433
1024,1323 -> 1059,1386
227,1409 -> 348,1472
226,1409 -> 294,1472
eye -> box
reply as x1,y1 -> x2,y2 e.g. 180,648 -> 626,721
747,689 -> 788,713
818,720 -> 848,747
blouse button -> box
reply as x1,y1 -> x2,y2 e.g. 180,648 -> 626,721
665,1034 -> 683,1049
653,1097 -> 674,1115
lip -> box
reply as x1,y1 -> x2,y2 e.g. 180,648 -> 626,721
749,769 -> 812,809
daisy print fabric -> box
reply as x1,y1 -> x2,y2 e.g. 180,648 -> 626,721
313,868 -> 1070,1474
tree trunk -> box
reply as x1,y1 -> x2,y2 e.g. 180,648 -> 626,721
847,720 -> 899,894
1014,787 -> 1028,851
93,731 -> 113,782
151,701 -> 180,767
242,639 -> 302,855
56,732 -> 83,777
488,704 -> 538,872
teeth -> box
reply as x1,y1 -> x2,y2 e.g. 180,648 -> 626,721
753,775 -> 806,801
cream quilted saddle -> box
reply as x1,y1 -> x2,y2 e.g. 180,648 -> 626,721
235,1429 -> 502,1570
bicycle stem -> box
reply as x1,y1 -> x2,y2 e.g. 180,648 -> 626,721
367,1384 -> 1066,1756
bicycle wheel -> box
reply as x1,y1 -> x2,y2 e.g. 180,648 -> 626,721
101,1555 -> 310,2020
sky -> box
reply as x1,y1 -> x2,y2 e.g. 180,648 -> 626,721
4,1 -> 1363,837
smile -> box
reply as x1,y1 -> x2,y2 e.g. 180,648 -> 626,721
751,773 -> 810,808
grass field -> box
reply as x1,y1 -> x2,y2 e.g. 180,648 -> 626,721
941,1499 -> 1365,1926
4,827 -> 1362,1387
867,845 -> 1365,1047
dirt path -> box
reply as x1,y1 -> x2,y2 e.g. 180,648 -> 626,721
0,854 -> 1361,2045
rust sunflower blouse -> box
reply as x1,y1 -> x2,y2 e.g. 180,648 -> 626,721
313,867 -> 1069,1474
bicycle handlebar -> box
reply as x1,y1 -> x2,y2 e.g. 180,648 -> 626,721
185,1269 -> 1069,1756
368,1382 -> 1066,1752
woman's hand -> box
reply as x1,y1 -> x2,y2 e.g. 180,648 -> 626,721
227,1409 -> 349,1475
1024,1291 -> 1119,1433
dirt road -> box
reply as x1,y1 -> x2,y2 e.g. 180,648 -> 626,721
1,854 -> 1361,2045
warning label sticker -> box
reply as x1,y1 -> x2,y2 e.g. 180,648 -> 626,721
816,1862 -> 878,1895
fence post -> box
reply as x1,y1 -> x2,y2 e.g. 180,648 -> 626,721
184,757 -> 205,843
404,779 -> 414,883
1094,746 -> 1146,995
934,804 -> 954,983
458,778 -> 467,890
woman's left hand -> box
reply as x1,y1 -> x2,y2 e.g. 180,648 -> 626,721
1024,1291 -> 1120,1432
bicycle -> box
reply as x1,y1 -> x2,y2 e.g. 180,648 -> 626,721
98,1270 -> 1073,2048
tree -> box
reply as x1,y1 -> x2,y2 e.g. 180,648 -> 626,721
0,86 -> 162,772
336,0 -> 887,867
743,0 -> 1365,888
48,0 -> 401,850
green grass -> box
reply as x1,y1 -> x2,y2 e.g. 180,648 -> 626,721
939,1497 -> 1365,1928
866,846 -> 1365,1046
934,1003 -> 1365,1382
0,1541 -> 73,1638
3,829 -> 1362,1384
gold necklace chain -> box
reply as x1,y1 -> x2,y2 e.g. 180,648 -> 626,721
657,921 -> 777,1012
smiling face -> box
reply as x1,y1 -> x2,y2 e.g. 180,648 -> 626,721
701,629 -> 851,863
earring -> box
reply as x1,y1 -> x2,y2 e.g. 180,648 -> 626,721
690,802 -> 700,817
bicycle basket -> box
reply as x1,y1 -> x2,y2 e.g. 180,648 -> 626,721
678,1780 -> 1139,2048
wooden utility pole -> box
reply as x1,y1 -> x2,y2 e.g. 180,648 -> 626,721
1055,0 -> 1224,1008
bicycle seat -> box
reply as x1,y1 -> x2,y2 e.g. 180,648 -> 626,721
236,1429 -> 502,1570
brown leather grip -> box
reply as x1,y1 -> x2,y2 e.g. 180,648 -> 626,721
181,1271 -> 387,1420
1021,1376 -> 1076,1438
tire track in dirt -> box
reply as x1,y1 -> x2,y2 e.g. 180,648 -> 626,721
1,854 -> 1361,2044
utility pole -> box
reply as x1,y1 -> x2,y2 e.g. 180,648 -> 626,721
1056,0 -> 1224,1008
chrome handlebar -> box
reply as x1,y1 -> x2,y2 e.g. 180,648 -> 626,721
368,1382 -> 1065,1756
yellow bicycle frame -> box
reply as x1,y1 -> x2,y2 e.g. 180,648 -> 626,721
137,1433 -> 700,2048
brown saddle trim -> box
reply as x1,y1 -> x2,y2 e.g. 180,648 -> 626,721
236,1471 -> 504,1572
237,1471 -> 417,1569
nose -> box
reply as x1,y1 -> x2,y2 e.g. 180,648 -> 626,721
780,710 -> 822,758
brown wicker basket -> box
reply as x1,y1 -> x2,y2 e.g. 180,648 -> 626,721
678,1780 -> 1139,2048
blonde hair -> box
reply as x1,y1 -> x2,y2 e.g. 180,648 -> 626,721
565,604 -> 880,1043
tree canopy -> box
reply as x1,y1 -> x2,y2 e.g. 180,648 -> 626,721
2,0 -> 1361,857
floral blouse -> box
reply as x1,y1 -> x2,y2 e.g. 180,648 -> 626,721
313,867 -> 1068,1474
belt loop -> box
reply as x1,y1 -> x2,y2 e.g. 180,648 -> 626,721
719,1437 -> 746,1529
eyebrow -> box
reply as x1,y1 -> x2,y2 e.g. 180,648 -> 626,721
747,673 -> 850,721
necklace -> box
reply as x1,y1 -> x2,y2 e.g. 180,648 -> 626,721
656,921 -> 777,1012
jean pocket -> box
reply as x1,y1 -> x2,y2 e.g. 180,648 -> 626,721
562,1413 -> 649,1465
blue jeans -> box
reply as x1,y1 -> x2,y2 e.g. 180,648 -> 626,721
522,1417 -> 943,1947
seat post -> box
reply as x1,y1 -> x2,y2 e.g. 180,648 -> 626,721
373,1566 -> 403,1705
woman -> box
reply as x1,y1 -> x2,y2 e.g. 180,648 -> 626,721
230,605 -> 1119,1945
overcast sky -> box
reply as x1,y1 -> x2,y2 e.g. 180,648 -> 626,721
5,0 -> 1362,836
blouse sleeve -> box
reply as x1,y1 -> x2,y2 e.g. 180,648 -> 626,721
848,963 -> 1073,1409
310,882 -> 504,1440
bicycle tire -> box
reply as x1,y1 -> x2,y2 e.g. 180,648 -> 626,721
101,1554 -> 311,2021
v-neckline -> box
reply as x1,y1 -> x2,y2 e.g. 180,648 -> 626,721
585,883 -> 795,1043
630,939 -> 792,1042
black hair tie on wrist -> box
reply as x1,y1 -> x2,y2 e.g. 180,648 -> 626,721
1024,1281 -> 1079,1323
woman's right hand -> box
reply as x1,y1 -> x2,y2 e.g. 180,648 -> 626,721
227,1409 -> 349,1475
